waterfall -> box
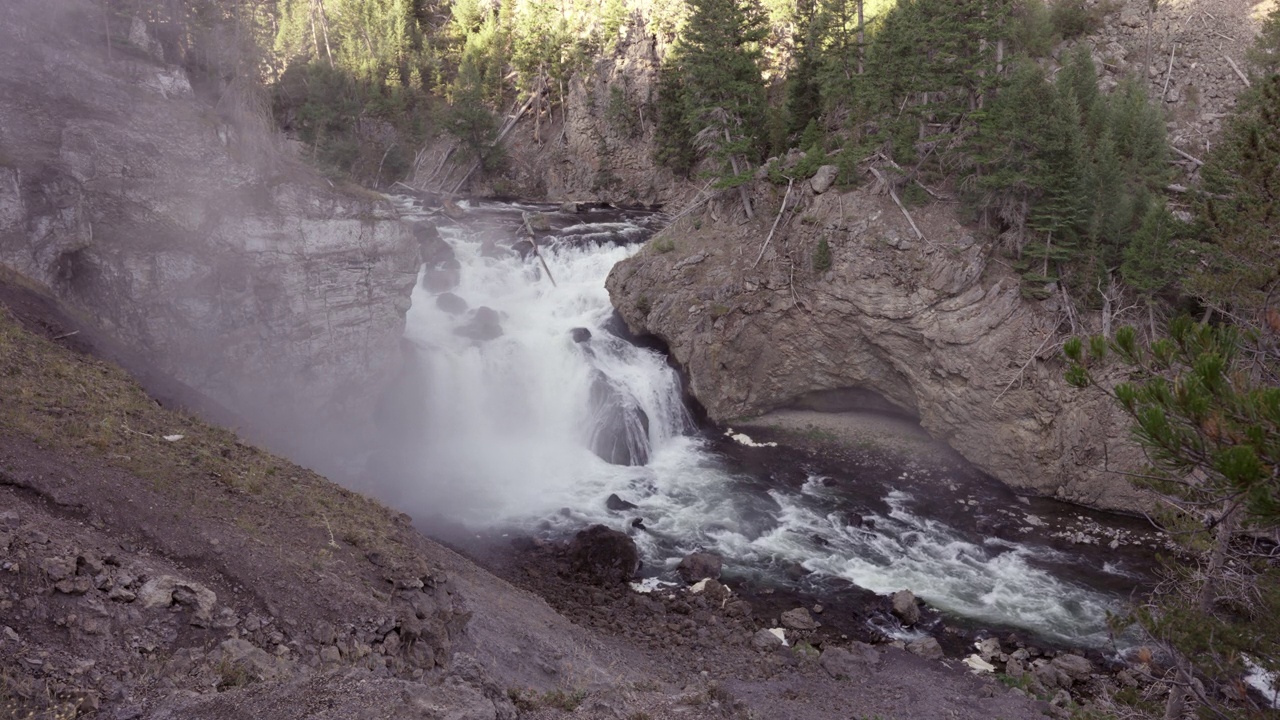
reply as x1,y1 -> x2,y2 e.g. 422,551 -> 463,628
392,196 -> 1147,647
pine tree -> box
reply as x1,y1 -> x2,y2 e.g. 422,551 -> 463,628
680,0 -> 769,171
653,55 -> 697,176
1187,70 -> 1280,329
1064,321 -> 1280,718
786,0 -> 823,140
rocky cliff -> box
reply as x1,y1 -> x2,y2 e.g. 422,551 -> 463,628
0,0 -> 421,470
607,180 -> 1153,513
411,16 -> 694,206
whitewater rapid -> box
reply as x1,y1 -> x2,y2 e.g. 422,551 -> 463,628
395,197 -> 1138,647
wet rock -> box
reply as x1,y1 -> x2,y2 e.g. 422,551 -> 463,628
560,201 -> 582,214
454,307 -> 503,342
810,165 -> 839,194
568,525 -> 639,585
424,264 -> 462,294
570,327 -> 592,343
587,373 -> 650,466
752,629 -> 784,650
976,636 -> 1002,660
891,589 -> 920,626
784,563 -> 811,581
436,292 -> 468,315
906,637 -> 944,660
479,238 -> 513,259
1050,654 -> 1093,683
606,494 -> 638,511
819,643 -> 880,679
630,518 -> 646,530
441,199 -> 465,220
780,607 -> 819,631
676,552 -> 722,584
522,211 -> 551,232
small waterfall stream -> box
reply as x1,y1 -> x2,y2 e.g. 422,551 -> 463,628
391,196 -> 1158,648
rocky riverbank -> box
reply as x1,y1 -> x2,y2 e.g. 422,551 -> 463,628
0,242 -> 1084,720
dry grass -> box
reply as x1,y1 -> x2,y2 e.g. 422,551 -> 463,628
0,302 -> 413,569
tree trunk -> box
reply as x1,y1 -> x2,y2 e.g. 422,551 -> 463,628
1198,500 -> 1239,613
857,0 -> 865,75
315,0 -> 335,68
723,128 -> 754,221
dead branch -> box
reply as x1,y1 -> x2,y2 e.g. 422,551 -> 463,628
1222,52 -> 1251,88
752,177 -> 793,269
868,166 -> 924,241
993,326 -> 1059,406
1170,146 -> 1203,166
1161,42 -> 1177,99
522,215 -> 557,288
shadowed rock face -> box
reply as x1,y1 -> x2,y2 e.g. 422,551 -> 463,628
606,184 -> 1151,514
0,0 -> 420,472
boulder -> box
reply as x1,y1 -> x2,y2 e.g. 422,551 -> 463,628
906,637 -> 944,660
568,525 -> 639,585
819,643 -> 880,679
586,373 -> 650,466
137,575 -> 217,626
1050,654 -> 1093,683
1033,662 -> 1071,690
435,292 -> 468,315
605,493 -> 638,511
976,636 -> 1002,660
454,307 -> 503,342
810,165 -> 839,194
752,629 -> 784,651
676,552 -> 722,584
570,327 -> 592,343
780,607 -> 819,631
891,589 -> 920,626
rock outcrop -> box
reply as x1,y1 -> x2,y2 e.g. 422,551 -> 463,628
0,0 -> 420,470
607,183 -> 1152,513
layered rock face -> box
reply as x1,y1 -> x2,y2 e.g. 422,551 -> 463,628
0,0 -> 419,468
607,183 -> 1151,513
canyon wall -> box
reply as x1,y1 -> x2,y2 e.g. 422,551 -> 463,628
607,181 -> 1153,513
0,0 -> 421,469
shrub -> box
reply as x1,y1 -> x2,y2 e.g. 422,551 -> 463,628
813,238 -> 832,272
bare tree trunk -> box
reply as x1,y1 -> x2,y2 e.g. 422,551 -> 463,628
856,0 -> 865,75
1163,664 -> 1189,720
1199,500 -> 1239,613
722,128 -> 753,221
316,0 -> 335,68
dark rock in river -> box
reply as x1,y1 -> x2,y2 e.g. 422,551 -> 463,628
568,525 -> 639,585
606,493 -> 638,511
570,327 -> 592,343
454,307 -> 503,342
676,552 -> 722,584
587,373 -> 649,466
436,293 -> 468,315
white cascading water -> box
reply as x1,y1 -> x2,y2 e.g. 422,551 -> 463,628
395,198 -> 1129,647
